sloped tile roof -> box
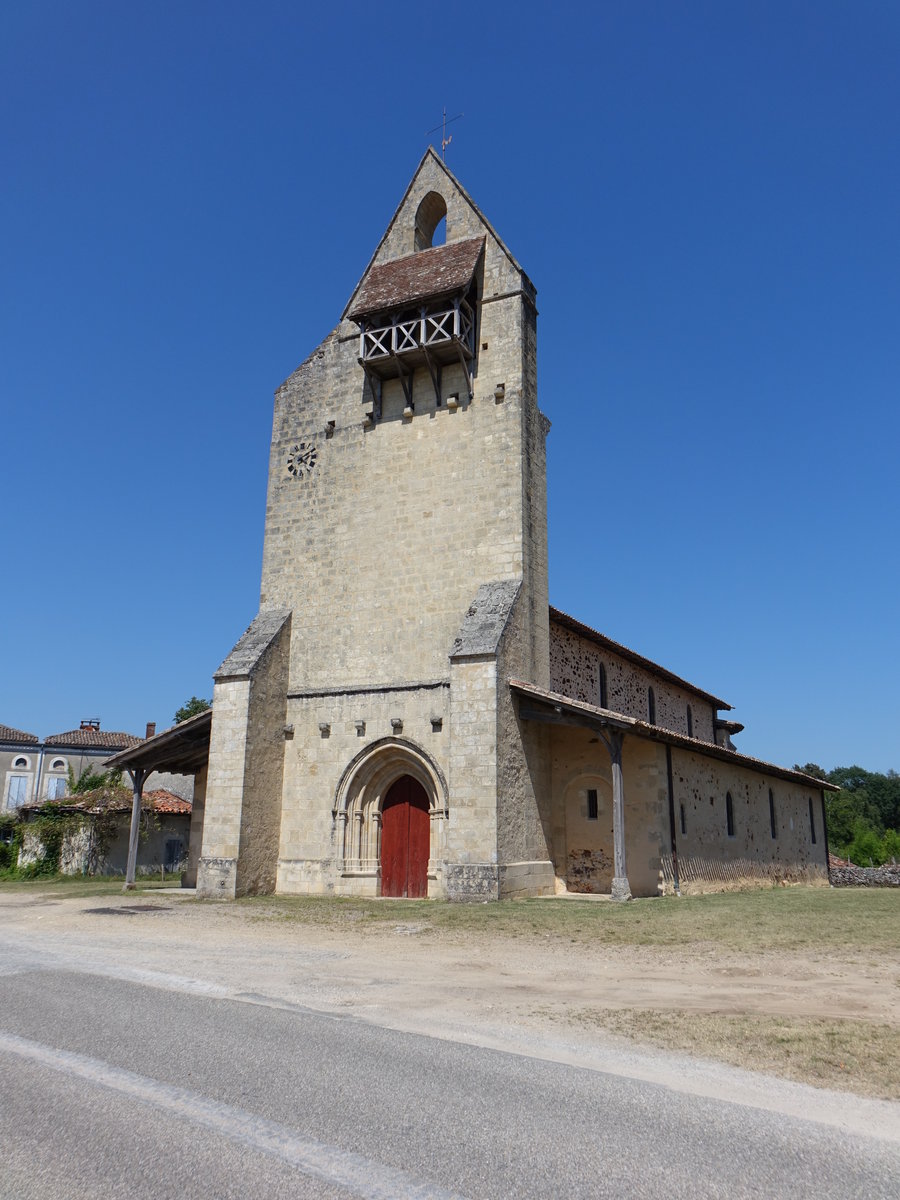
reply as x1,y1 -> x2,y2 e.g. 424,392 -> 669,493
509,679 -> 838,791
348,237 -> 484,320
43,728 -> 142,750
0,724 -> 40,744
145,789 -> 192,815
22,787 -> 190,816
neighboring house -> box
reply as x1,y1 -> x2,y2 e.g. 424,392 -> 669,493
1,724 -> 41,813
1,719 -> 193,814
17,788 -> 192,876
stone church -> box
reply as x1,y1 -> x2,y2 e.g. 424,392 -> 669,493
195,148 -> 831,901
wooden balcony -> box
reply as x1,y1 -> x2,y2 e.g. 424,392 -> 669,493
358,297 -> 475,377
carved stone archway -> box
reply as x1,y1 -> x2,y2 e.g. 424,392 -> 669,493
333,738 -> 448,888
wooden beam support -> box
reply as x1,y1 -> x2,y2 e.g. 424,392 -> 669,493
123,766 -> 150,891
454,341 -> 474,398
389,354 -> 414,408
518,703 -> 625,744
422,345 -> 442,406
360,364 -> 383,421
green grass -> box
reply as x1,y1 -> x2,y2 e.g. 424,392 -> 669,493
235,887 -> 900,954
3,879 -> 896,954
0,875 -> 173,899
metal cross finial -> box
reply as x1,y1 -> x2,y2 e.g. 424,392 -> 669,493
426,108 -> 464,160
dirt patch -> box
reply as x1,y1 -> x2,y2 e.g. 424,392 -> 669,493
566,1009 -> 900,1100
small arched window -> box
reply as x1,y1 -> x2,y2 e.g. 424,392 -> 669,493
769,789 -> 777,839
598,662 -> 608,709
686,705 -> 693,738
647,687 -> 656,724
13,756 -> 29,769
726,792 -> 735,837
51,758 -> 66,771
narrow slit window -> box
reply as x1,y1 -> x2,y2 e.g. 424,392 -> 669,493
679,803 -> 686,836
587,788 -> 598,820
808,796 -> 817,844
769,789 -> 777,838
726,792 -> 735,837
648,687 -> 656,724
598,662 -> 608,709
686,705 -> 693,738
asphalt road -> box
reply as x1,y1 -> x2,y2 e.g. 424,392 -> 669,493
1,935 -> 898,1199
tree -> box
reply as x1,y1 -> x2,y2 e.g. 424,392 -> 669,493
793,763 -> 828,782
174,696 -> 211,724
66,764 -> 123,795
795,760 -> 900,860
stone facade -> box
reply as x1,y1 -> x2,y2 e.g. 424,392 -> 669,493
197,149 -> 831,901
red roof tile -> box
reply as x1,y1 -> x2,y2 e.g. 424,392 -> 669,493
0,724 -> 40,744
22,786 -> 190,816
44,728 -> 142,750
146,789 -> 192,816
348,237 -> 484,320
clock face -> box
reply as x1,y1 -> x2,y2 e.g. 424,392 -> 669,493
287,442 -> 317,479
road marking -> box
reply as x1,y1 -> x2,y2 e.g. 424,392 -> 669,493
0,1031 -> 468,1200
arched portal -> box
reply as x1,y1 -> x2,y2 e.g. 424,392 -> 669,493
333,737 -> 448,896
381,775 -> 430,897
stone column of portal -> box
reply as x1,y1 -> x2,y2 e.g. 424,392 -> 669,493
609,732 -> 632,901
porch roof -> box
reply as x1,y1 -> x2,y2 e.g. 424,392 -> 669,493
104,708 -> 212,776
509,679 -> 837,791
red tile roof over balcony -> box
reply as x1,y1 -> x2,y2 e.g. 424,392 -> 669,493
348,237 -> 484,320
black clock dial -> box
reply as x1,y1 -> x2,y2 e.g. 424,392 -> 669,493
287,442 -> 317,478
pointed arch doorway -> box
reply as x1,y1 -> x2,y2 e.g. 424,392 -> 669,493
381,775 -> 430,898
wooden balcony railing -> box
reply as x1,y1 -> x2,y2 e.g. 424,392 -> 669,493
359,298 -> 474,363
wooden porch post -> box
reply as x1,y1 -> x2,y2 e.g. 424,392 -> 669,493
609,731 -> 632,901
123,766 -> 148,891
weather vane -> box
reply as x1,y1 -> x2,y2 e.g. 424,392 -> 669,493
426,107 -> 464,160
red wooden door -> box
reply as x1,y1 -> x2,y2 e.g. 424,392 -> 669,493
381,776 -> 430,898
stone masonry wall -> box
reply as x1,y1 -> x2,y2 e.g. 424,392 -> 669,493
547,726 -> 669,898
446,659 -> 500,899
495,590 -> 553,893
276,684 -> 449,896
259,152 -> 545,701
549,622 -> 716,742
235,616 -> 290,895
666,748 -> 828,892
197,677 -> 250,896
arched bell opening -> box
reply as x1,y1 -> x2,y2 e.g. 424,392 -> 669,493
333,738 -> 447,892
414,191 -> 448,251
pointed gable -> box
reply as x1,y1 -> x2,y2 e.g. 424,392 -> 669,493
342,147 -> 534,322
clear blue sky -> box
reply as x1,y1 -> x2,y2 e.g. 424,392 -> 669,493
2,1 -> 897,772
